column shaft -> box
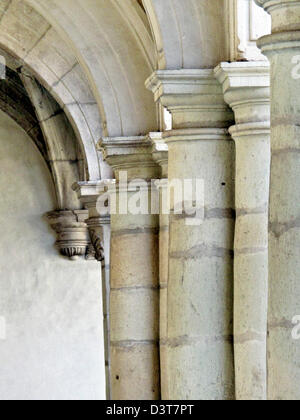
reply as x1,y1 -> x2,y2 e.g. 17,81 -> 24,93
151,133 -> 169,399
146,70 -> 236,400
159,183 -> 169,399
256,0 -> 300,399
110,188 -> 160,400
216,62 -> 270,400
73,181 -> 112,399
165,128 -> 235,400
231,123 -> 270,400
99,136 -> 161,400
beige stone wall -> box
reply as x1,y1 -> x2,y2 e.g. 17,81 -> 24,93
0,110 -> 106,400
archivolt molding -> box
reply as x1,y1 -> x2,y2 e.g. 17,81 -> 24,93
25,0 -> 158,138
0,47 -> 84,210
21,71 -> 83,210
0,64 -> 47,161
0,0 -> 102,180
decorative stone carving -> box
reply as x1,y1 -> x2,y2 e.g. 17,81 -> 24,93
47,210 -> 90,260
73,181 -> 111,263
88,223 -> 105,262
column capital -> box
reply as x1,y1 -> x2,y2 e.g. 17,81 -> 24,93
215,62 -> 270,124
98,136 -> 159,181
73,181 -> 112,262
145,69 -> 233,129
255,0 -> 300,47
149,132 -> 168,178
46,210 -> 90,261
73,181 -> 111,214
163,128 -> 231,145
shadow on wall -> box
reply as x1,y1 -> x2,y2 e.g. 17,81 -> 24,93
0,109 -> 106,401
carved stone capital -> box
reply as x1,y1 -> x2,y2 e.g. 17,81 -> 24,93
145,69 -> 233,129
215,61 -> 270,124
98,136 -> 159,181
73,181 -> 112,262
149,132 -> 168,179
47,210 -> 90,260
255,0 -> 300,35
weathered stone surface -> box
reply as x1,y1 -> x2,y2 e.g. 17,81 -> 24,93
147,70 -> 235,400
256,0 -> 300,400
216,62 -> 270,400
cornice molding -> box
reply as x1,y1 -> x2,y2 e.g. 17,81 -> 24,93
215,62 -> 270,93
146,70 -> 233,129
98,136 -> 159,180
215,62 -> 270,128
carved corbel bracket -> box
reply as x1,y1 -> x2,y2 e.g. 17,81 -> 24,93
47,210 -> 90,261
86,218 -> 106,263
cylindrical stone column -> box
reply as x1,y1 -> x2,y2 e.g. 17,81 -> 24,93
99,136 -> 160,400
165,128 -> 235,400
147,70 -> 235,400
151,133 -> 169,400
216,62 -> 271,400
231,123 -> 270,401
255,0 -> 300,400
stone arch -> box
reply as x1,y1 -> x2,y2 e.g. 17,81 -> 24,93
0,54 -> 83,210
0,0 -> 102,180
25,0 -> 158,138
143,0 -> 229,69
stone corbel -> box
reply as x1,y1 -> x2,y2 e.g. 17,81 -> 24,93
47,210 -> 90,260
73,181 -> 112,263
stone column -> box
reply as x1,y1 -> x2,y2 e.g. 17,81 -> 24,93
98,136 -> 160,400
255,0 -> 300,400
73,181 -> 112,399
215,62 -> 270,400
146,70 -> 235,400
150,132 -> 169,400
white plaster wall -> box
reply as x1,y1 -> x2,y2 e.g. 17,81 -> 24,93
0,110 -> 106,400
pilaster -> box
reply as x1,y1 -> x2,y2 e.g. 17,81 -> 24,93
98,136 -> 160,400
216,61 -> 270,401
255,0 -> 300,400
73,180 -> 112,399
150,132 -> 169,400
146,69 -> 235,400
